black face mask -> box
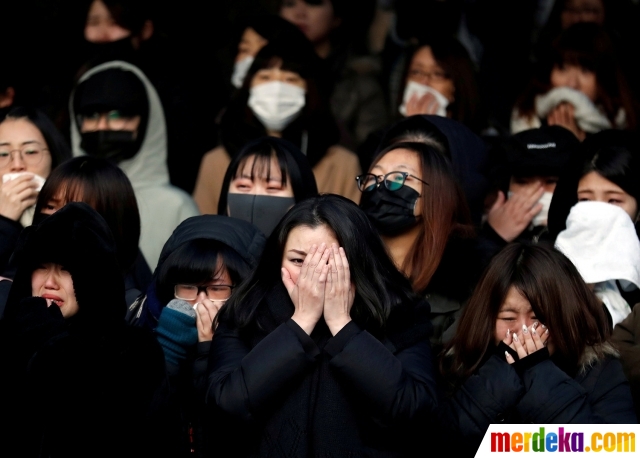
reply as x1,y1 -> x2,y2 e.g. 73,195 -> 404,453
227,193 -> 295,237
81,36 -> 136,64
80,130 -> 139,163
359,185 -> 420,236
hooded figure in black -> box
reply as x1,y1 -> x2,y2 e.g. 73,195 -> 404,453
0,202 -> 179,457
126,214 -> 266,456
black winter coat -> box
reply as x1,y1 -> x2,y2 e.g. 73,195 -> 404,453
207,284 -> 437,457
437,343 -> 636,456
0,203 -> 180,458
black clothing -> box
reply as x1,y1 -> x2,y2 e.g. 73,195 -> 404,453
0,203 -> 179,457
0,214 -> 22,277
207,283 -> 437,457
437,343 -> 637,456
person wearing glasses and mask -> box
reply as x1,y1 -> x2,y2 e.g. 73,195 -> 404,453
358,141 -> 480,353
127,214 -> 265,454
70,61 -> 199,270
0,107 -> 71,280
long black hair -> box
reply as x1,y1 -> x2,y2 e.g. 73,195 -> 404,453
219,40 -> 339,168
35,156 -> 141,273
217,136 -> 318,214
218,194 -> 418,334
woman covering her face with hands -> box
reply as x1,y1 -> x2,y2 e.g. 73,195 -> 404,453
436,243 -> 635,455
208,194 -> 436,457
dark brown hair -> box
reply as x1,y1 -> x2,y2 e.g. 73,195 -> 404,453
370,142 -> 474,293
442,243 -> 608,385
35,156 -> 141,273
515,23 -> 637,130
399,38 -> 481,131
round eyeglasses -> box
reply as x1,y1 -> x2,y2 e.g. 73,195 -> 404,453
0,144 -> 49,169
355,171 -> 429,192
80,110 -> 138,131
174,284 -> 233,302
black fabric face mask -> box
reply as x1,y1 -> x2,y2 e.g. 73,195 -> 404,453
359,185 -> 420,236
226,193 -> 295,237
80,130 -> 139,163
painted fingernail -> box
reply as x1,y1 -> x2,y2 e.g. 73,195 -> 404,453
541,324 -> 547,329
532,322 -> 538,330
532,328 -> 537,336
506,329 -> 511,337
545,329 -> 549,334
505,351 -> 510,359
513,333 -> 518,342
522,324 -> 528,334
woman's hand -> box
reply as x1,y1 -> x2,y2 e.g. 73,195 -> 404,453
194,299 -> 222,342
282,243 -> 330,335
323,244 -> 355,336
547,102 -> 586,141
504,323 -> 549,364
487,187 -> 544,242
0,174 -> 39,221
405,91 -> 441,117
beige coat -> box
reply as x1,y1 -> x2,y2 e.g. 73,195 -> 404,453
193,144 -> 361,215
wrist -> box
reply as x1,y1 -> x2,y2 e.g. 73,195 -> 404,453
326,316 -> 352,336
291,312 -> 319,335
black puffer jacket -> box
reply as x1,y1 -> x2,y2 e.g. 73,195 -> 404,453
0,202 -> 179,458
437,343 -> 637,456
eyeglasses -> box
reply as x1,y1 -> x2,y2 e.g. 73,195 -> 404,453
356,171 -> 429,192
0,144 -> 49,168
80,110 -> 138,131
174,284 -> 234,302
407,68 -> 450,84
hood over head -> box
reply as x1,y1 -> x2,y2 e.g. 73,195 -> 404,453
70,60 -> 169,188
139,215 -> 267,328
5,202 -> 125,332
376,115 -> 488,225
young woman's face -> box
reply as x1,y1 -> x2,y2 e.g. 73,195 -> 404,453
370,148 -> 424,217
174,261 -> 233,306
236,27 -> 268,62
509,175 -> 559,195
406,46 -> 455,102
281,224 -> 339,285
229,154 -> 295,198
280,0 -> 340,45
250,66 -> 307,90
577,171 -> 638,220
550,64 -> 598,102
494,286 -> 538,344
84,0 -> 132,43
0,118 -> 52,178
32,263 -> 79,318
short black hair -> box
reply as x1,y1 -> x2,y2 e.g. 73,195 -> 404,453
155,238 -> 250,306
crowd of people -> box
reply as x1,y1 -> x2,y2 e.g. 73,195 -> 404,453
1,0 -> 640,456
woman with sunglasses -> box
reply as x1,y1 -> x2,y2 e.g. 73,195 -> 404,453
129,214 -> 265,454
358,141 -> 480,352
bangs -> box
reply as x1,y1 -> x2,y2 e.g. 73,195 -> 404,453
234,150 -> 289,188
554,48 -> 597,73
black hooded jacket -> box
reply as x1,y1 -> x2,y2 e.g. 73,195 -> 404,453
127,214 -> 266,330
0,203 -> 179,458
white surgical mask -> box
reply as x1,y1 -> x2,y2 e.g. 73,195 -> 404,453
248,81 -> 306,132
231,56 -> 254,89
507,190 -> 553,227
398,81 -> 449,117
